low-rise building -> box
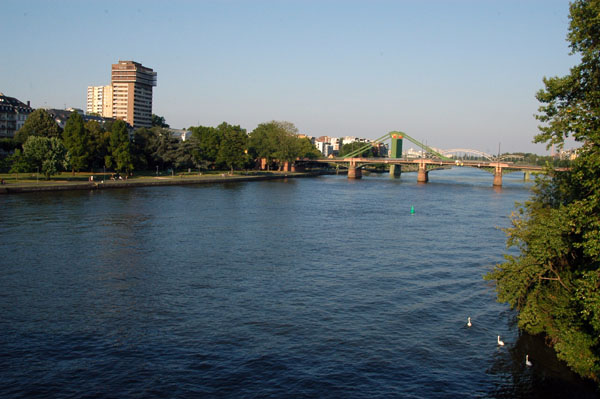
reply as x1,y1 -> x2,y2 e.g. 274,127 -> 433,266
0,93 -> 34,138
316,141 -> 333,157
47,108 -> 122,130
169,128 -> 192,141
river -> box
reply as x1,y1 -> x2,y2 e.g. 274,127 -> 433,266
0,168 -> 597,398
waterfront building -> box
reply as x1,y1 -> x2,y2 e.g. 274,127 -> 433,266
405,147 -> 423,158
327,137 -> 340,152
111,60 -> 157,128
373,142 -> 389,157
87,61 -> 157,128
0,93 -> 33,138
316,141 -> 333,157
47,108 -> 120,130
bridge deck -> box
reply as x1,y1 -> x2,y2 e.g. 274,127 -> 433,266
310,157 -> 555,171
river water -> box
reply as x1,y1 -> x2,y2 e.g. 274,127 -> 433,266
0,168 -> 597,398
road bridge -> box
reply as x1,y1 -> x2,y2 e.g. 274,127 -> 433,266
313,157 -> 551,186
300,131 -> 564,187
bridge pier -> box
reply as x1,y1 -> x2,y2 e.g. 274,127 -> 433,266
417,162 -> 428,183
493,166 -> 502,187
524,171 -> 531,181
390,164 -> 401,178
348,166 -> 362,179
348,161 -> 362,179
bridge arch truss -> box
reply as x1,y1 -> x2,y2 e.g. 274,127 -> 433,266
439,149 -> 495,161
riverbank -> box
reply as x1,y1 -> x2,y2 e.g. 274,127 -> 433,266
0,171 -> 333,195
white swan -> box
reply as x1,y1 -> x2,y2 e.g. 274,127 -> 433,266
526,355 -> 532,367
467,317 -> 472,327
497,335 -> 505,346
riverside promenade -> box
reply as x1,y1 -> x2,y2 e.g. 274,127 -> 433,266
0,171 -> 327,195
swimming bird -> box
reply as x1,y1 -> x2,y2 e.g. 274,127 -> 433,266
526,355 -> 532,367
497,335 -> 505,346
467,317 -> 472,327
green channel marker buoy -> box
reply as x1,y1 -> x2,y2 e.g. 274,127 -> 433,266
410,205 -> 415,214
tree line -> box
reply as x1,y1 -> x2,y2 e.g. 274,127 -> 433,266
0,111 -> 321,179
485,0 -> 600,384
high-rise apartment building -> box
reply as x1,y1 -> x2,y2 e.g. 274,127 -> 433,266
111,60 -> 157,128
86,85 -> 112,117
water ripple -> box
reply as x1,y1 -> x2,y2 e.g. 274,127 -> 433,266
0,171 -> 597,398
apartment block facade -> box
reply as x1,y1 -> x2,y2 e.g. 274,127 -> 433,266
87,60 -> 157,128
0,93 -> 33,138
86,85 -> 112,117
111,60 -> 157,128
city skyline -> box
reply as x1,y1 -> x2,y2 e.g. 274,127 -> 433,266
2,0 -> 576,154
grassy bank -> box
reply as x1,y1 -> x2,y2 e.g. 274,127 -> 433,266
0,170 -> 327,195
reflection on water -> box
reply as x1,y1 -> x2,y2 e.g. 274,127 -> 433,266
0,169 -> 597,398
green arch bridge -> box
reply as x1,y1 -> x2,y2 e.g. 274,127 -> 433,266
297,131 -> 566,187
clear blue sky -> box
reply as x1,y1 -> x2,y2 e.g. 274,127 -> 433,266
1,0 -> 576,154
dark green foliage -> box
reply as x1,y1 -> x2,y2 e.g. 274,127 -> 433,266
62,112 -> 90,172
14,109 -> 61,144
14,136 -> 69,178
0,138 -> 19,172
248,122 -> 277,168
86,120 -> 109,170
249,121 -> 316,170
215,122 -> 248,174
7,149 -> 29,174
339,142 -> 376,157
0,138 -> 18,152
174,137 -> 201,170
131,127 -> 201,172
105,120 -> 133,173
298,137 -> 322,159
151,114 -> 170,128
485,0 -> 600,383
130,127 -> 152,171
190,125 -> 222,168
147,127 -> 179,170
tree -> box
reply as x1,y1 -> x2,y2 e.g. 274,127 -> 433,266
14,109 -> 61,144
270,121 -> 301,170
8,149 -> 29,175
105,120 -> 133,173
62,112 -> 90,173
0,138 -> 19,172
174,137 -> 200,170
249,121 -> 312,169
215,122 -> 248,174
339,142 -> 375,157
19,136 -> 69,179
86,120 -> 109,170
249,122 -> 278,169
297,137 -> 321,159
149,127 -> 179,170
485,0 -> 600,383
131,127 -> 152,171
190,125 -> 222,169
151,114 -> 170,128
